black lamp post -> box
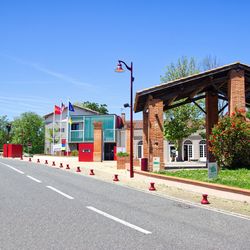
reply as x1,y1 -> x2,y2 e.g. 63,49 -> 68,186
115,60 -> 134,178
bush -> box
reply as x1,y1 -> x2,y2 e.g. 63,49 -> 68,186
209,108 -> 250,169
71,150 -> 79,156
117,152 -> 129,157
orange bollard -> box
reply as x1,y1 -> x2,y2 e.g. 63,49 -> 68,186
113,174 -> 119,182
149,182 -> 156,191
201,194 -> 210,204
89,169 -> 95,175
76,167 -> 81,172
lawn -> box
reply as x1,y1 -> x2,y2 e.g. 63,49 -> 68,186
157,169 -> 250,190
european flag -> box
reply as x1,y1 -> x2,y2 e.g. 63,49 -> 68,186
69,102 -> 75,112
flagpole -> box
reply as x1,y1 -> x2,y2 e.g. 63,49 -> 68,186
52,109 -> 55,155
60,101 -> 62,154
67,99 -> 70,156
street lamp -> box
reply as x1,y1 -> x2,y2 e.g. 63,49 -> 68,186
115,60 -> 134,178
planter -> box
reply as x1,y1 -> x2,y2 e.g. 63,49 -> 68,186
117,156 -> 130,169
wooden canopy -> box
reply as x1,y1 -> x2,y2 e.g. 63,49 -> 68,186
134,62 -> 250,113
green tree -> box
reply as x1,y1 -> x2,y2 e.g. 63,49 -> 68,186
75,101 -> 109,114
209,109 -> 250,169
161,57 -> 203,161
0,116 -> 9,150
11,112 -> 45,154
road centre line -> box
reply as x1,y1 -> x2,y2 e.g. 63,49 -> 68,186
26,175 -> 42,183
86,206 -> 152,235
0,162 -> 24,174
46,186 -> 74,200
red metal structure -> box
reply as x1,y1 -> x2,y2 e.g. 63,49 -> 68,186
3,144 -> 23,158
78,143 -> 94,162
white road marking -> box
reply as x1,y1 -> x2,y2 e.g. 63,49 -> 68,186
26,175 -> 42,183
46,186 -> 74,200
86,206 -> 152,235
0,162 -> 24,174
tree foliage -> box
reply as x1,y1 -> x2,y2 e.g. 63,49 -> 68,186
209,109 -> 250,169
161,57 -> 203,161
161,56 -> 199,82
0,116 -> 9,149
11,112 -> 45,154
75,101 -> 109,114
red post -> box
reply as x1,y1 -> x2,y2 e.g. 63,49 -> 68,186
89,169 -> 95,175
201,194 -> 210,204
149,182 -> 156,191
113,174 -> 119,182
76,166 -> 81,172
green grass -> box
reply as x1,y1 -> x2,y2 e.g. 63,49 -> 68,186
157,169 -> 250,190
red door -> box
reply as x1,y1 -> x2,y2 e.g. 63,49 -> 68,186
78,143 -> 94,162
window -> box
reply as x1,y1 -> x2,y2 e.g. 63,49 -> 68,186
137,141 -> 143,159
71,123 -> 80,130
199,140 -> 207,158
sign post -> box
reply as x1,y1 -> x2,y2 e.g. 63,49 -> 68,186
153,157 -> 160,172
208,162 -> 218,179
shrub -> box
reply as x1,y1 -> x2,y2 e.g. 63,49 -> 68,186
117,152 -> 129,157
71,150 -> 79,156
209,108 -> 250,169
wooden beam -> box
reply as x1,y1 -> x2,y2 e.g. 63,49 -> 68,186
164,95 -> 206,111
219,103 -> 228,114
192,100 -> 206,114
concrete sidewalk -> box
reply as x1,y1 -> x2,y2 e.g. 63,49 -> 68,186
20,155 -> 250,216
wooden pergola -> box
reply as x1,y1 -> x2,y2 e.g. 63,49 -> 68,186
134,62 -> 250,170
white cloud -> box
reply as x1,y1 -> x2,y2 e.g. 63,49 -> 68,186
2,54 -> 94,88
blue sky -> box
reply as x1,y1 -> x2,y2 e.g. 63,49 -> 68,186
1,0 -> 250,120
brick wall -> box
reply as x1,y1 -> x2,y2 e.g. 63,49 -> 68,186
93,121 -> 103,162
228,69 -> 246,115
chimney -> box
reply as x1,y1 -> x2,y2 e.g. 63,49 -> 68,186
121,113 -> 126,126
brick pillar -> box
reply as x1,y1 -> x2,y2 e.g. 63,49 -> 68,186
206,91 -> 218,163
143,110 -> 149,159
228,69 -> 246,115
125,125 -> 130,154
148,99 -> 164,170
93,121 -> 103,162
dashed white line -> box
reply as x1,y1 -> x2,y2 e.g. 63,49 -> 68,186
46,186 -> 74,200
0,162 -> 24,174
26,175 -> 42,183
86,206 -> 152,235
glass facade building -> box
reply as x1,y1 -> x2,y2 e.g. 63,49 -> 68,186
69,115 -> 116,143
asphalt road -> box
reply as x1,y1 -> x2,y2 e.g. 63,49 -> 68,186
0,158 -> 250,250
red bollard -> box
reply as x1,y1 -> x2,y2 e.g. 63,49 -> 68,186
52,161 -> 56,166
89,169 -> 95,175
37,159 -> 40,163
76,167 -> 81,172
113,174 -> 119,182
45,160 -> 48,164
201,194 -> 210,204
29,158 -> 32,162
66,164 -> 70,170
60,163 -> 63,168
20,156 -> 23,160
149,182 -> 156,191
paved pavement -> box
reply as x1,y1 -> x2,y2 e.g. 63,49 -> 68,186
1,157 -> 250,250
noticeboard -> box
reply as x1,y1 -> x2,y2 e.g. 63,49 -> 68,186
153,157 -> 160,172
208,162 -> 218,179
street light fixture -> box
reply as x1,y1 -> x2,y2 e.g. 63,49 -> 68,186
115,60 -> 134,178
